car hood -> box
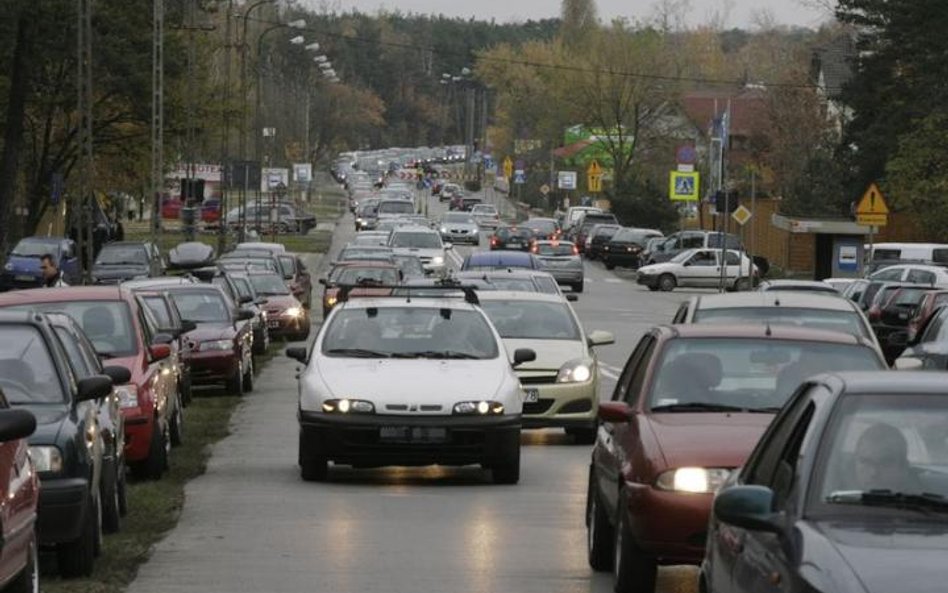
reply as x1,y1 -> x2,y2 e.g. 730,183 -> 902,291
92,264 -> 149,281
4,255 -> 42,276
810,520 -> 948,593
638,262 -> 678,275
442,223 -> 478,231
262,295 -> 299,311
392,247 -> 444,258
17,404 -> 68,446
186,323 -> 236,342
644,413 -> 773,469
501,338 -> 587,371
316,357 -> 505,404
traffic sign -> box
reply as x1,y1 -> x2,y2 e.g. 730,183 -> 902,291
668,171 -> 700,202
503,157 -> 513,180
676,144 -> 697,165
732,205 -> 753,226
586,160 -> 602,176
588,173 -> 603,193
539,184 -> 551,195
513,170 -> 526,185
558,171 -> 578,190
856,183 -> 889,227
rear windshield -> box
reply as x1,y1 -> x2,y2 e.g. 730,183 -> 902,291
0,325 -> 66,404
693,307 -> 870,340
525,220 -> 558,234
497,227 -> 532,239
390,233 -> 441,249
11,241 -> 59,258
9,301 -> 138,358
378,201 -> 415,215
96,245 -> 148,266
536,243 -> 576,256
331,267 -> 400,285
249,274 -> 291,296
480,301 -> 580,340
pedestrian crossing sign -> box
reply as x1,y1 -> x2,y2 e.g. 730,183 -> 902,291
669,171 -> 700,202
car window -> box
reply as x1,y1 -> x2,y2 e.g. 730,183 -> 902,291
533,276 -> 559,294
390,232 -> 441,249
8,300 -> 139,358
649,339 -> 882,412
693,307 -> 869,340
688,251 -> 717,266
170,291 -> 231,323
0,325 -> 67,403
536,243 -> 576,256
907,269 -> 936,285
141,296 -> 173,328
873,268 -> 904,281
249,274 -> 291,296
724,252 -> 742,265
54,327 -> 95,377
743,385 -> 824,486
681,234 -> 704,249
480,301 -> 581,340
770,403 -> 816,509
278,256 -> 296,278
321,307 -> 498,359
613,335 -> 656,404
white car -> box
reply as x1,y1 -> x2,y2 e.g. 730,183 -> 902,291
389,226 -> 451,276
287,291 -> 534,483
636,248 -> 757,292
470,204 -> 501,229
868,263 -> 948,287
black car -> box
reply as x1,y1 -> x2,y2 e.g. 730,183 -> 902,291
702,371 -> 948,593
522,218 -> 560,241
571,213 -> 619,253
92,241 -> 163,284
227,272 -> 272,356
0,311 -> 114,577
489,226 -> 533,251
584,224 -> 621,260
894,305 -> 948,370
602,228 -> 664,270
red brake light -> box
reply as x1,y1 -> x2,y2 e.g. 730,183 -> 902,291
530,245 -> 538,253
572,245 -> 579,255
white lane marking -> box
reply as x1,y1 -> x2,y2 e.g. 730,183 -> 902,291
603,278 -> 625,284
598,364 -> 620,380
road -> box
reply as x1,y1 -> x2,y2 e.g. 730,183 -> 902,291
127,188 -> 716,593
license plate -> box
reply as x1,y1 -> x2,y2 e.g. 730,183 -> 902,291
508,241 -> 521,248
524,388 -> 540,403
379,426 -> 447,443
14,275 -> 34,282
267,320 -> 280,329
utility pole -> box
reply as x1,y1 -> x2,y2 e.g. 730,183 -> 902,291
151,0 -> 164,248
218,0 -> 234,254
77,0 -> 95,283
465,85 -> 475,179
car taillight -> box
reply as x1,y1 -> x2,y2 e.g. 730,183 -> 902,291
530,245 -> 538,253
868,306 -> 882,322
572,245 -> 579,255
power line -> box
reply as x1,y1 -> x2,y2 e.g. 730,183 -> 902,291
243,14 -> 821,90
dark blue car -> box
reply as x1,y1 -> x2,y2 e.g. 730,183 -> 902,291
702,371 -> 948,593
1,236 -> 80,290
460,250 -> 542,272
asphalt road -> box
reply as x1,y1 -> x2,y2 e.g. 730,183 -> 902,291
127,188 -> 718,593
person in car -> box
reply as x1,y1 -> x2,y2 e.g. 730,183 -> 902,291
40,254 -> 68,287
852,422 -> 923,493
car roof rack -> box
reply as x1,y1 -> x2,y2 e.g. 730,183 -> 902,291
336,281 -> 479,305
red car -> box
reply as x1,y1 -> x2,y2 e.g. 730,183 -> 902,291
586,324 -> 886,593
0,408 -> 38,590
907,289 -> 948,342
161,197 -> 183,220
319,261 -> 401,318
0,287 -> 180,480
246,272 -> 311,340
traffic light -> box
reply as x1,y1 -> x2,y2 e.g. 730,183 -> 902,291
180,178 -> 205,204
713,190 -> 739,213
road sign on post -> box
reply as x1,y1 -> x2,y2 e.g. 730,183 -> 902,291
856,183 -> 889,227
557,171 -> 577,190
503,157 -> 513,180
586,160 -> 603,193
669,171 -> 700,202
732,205 -> 753,226
513,170 -> 526,185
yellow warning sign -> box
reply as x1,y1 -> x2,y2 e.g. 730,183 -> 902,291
587,160 -> 602,176
856,183 -> 889,227
503,157 -> 513,180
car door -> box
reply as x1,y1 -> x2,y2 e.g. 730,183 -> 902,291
680,250 -> 719,287
723,251 -> 746,282
719,391 -> 818,593
594,334 -> 657,513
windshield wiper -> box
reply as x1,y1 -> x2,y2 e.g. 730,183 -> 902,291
827,490 -> 948,514
650,402 -> 750,413
393,350 -> 481,360
97,261 -> 145,266
324,348 -> 390,358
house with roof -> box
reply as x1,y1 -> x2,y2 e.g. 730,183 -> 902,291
810,33 -> 857,136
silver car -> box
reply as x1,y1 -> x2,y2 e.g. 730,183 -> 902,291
532,240 -> 585,293
439,212 -> 480,245
470,204 -> 501,229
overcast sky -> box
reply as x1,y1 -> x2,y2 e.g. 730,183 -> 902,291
309,0 -> 832,29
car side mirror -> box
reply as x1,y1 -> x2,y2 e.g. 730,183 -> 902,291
318,278 -> 328,286
254,297 -> 268,305
0,409 -> 36,441
512,348 -> 536,367
180,320 -> 198,334
587,330 -> 615,347
239,295 -> 253,304
683,260 -> 692,267
894,356 -> 923,371
77,375 -> 113,402
566,294 -> 578,302
149,344 -> 172,361
444,243 -> 454,250
598,401 -> 634,423
152,333 -> 175,346
237,309 -> 255,321
714,485 -> 784,535
286,347 -> 307,364
102,365 -> 132,385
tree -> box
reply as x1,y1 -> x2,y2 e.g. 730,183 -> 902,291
885,110 -> 948,241
560,0 -> 598,47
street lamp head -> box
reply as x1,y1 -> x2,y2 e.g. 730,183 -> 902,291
441,73 -> 451,79
452,76 -> 461,83
313,55 -> 328,63
461,67 -> 471,76
287,19 -> 306,29
318,62 -> 332,70
305,42 -> 320,51
289,35 -> 305,45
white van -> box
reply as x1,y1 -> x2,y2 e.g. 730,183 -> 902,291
867,242 -> 948,268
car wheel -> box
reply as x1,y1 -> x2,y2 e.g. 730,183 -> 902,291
180,375 -> 193,407
572,281 -> 585,294
132,417 -> 169,480
169,396 -> 184,447
242,356 -> 255,392
57,495 -> 96,577
299,431 -> 328,482
491,434 -> 521,484
276,222 -> 290,234
101,455 -> 122,534
92,490 -> 103,557
658,273 -> 677,292
586,470 -> 614,571
7,532 -> 37,593
227,361 -> 245,396
567,426 -> 597,445
614,495 -> 657,593
605,262 -> 616,270
117,459 -> 128,517
734,277 -> 751,292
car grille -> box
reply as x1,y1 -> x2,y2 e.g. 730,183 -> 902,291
523,399 -> 554,414
384,404 -> 444,413
519,374 -> 558,385
449,229 -> 470,234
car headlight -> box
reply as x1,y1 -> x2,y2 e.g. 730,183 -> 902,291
325,296 -> 338,308
431,256 -> 445,265
29,446 -> 63,473
115,384 -> 139,409
284,306 -> 302,318
198,339 -> 233,352
655,467 -> 731,493
556,359 -> 593,383
453,400 -> 505,415
322,398 -> 375,414
440,226 -> 448,233
471,228 -> 479,234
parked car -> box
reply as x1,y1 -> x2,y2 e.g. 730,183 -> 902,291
224,274 -> 271,356
461,251 -> 543,272
868,262 -> 948,286
637,248 -> 757,292
906,289 -> 948,342
586,324 -> 886,592
0,287 -> 179,481
702,371 -> 948,593
1,236 -> 80,290
200,199 -> 221,224
489,225 -> 533,251
584,224 -> 622,260
438,212 -> 481,245
162,284 -> 255,395
570,212 -> 619,253
0,311 -> 114,577
0,406 -> 38,589
531,240 -> 584,292
602,228 -> 664,270
276,253 -> 313,310
643,231 -> 742,265
246,272 -> 310,341
894,305 -> 948,370
224,203 -> 316,234
92,241 -> 164,284
872,285 -> 937,362
131,289 -> 197,404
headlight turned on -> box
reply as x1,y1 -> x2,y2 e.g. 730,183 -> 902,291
322,399 -> 375,414
114,384 -> 139,409
198,339 -> 233,352
284,306 -> 303,318
556,360 -> 593,383
29,446 -> 63,473
655,467 -> 731,494
453,401 -> 504,415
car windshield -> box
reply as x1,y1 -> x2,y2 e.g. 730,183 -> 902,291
442,213 -> 474,224
693,308 -> 870,340
378,201 -> 415,215
321,307 -> 498,359
0,325 -> 66,404
249,274 -> 291,296
7,300 -> 138,357
391,232 -> 441,249
392,256 -> 425,278
11,240 -> 58,258
816,395 -> 948,510
648,339 -> 883,413
613,229 -> 659,245
480,301 -> 580,340
536,243 -> 576,256
332,267 -> 399,285
170,291 -> 231,323
95,245 -> 147,265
